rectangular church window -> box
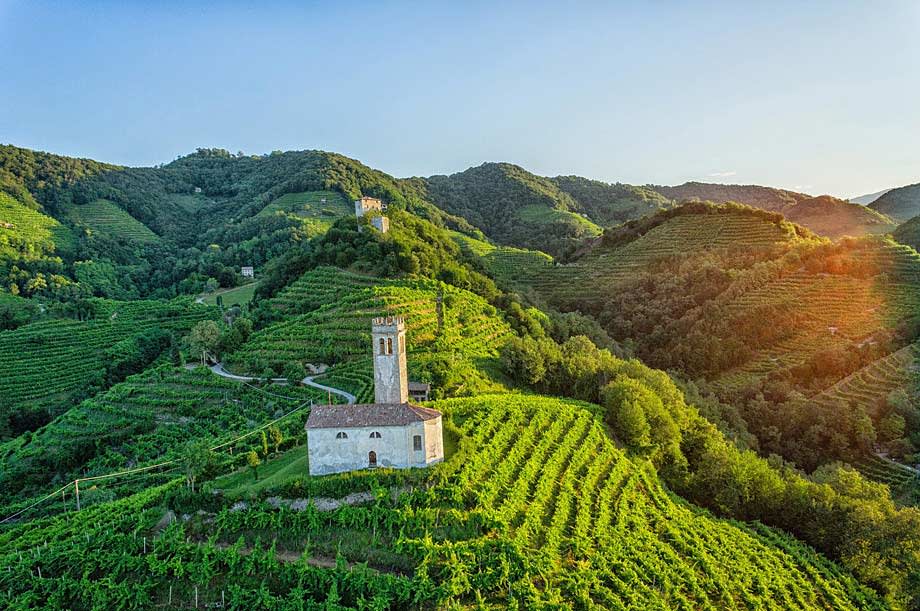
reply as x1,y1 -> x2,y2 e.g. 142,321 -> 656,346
413,435 -> 422,451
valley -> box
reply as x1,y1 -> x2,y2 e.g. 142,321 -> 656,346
1,144 -> 920,609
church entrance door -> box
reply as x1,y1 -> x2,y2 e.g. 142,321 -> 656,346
368,451 -> 377,468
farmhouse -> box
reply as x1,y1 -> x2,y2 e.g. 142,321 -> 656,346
241,266 -> 254,278
306,316 -> 444,475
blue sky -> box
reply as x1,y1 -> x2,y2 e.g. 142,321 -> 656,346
1,1 -> 918,197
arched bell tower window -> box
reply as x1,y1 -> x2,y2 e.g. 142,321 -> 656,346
336,432 -> 348,439
379,338 -> 386,355
387,337 -> 393,355
369,431 -> 382,439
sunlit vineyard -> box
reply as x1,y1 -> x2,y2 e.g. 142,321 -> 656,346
66,199 -> 160,243
0,192 -> 76,258
451,231 -> 554,288
230,268 -> 513,380
256,190 -> 353,237
0,394 -> 884,609
853,455 -> 920,502
0,298 -> 214,415
526,207 -> 798,303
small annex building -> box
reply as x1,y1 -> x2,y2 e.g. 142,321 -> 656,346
306,316 -> 444,475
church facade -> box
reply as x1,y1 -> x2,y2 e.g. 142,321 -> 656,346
306,316 -> 444,476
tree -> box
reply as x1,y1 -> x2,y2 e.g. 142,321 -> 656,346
187,320 -> 221,365
268,426 -> 283,456
246,450 -> 261,481
260,430 -> 269,458
601,377 -> 652,450
283,361 -> 306,385
182,441 -> 212,493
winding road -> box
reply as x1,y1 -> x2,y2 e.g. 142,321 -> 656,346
208,363 -> 356,405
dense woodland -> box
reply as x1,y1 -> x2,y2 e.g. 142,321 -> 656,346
2,144 -> 920,608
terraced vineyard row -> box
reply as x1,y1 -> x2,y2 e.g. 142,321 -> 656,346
433,394 -> 881,608
812,342 -> 920,416
526,209 -> 797,304
0,192 -> 76,258
853,455 -> 920,501
230,269 -> 512,373
0,394 -> 884,608
266,265 -> 391,315
66,199 -> 160,243
0,298 -> 214,413
451,231 -> 554,287
0,365 -> 327,510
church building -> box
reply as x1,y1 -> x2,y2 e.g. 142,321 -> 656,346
306,316 -> 444,476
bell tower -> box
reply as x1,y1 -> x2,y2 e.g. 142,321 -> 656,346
372,316 -> 408,404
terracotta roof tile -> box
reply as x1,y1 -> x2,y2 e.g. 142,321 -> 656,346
306,402 -> 441,429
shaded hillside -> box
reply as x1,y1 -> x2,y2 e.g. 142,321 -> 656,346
516,202 -> 920,473
413,162 -> 602,257
850,189 -> 891,205
650,181 -> 808,211
650,181 -> 895,238
870,182 -> 920,222
783,195 -> 896,238
894,215 -> 920,250
550,175 -> 673,225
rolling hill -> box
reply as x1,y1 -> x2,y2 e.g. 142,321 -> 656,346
515,202 -> 920,472
649,181 -> 897,238
870,182 -> 920,222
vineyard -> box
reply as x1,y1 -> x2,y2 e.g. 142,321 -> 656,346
66,199 -> 161,244
853,455 -> 920,503
0,365 -> 329,511
525,207 -> 799,304
451,231 -> 554,289
256,190 -> 352,237
0,298 -> 215,416
0,394 -> 884,609
229,268 -> 513,397
0,191 -> 76,259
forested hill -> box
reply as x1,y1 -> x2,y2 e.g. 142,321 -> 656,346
870,182 -> 920,222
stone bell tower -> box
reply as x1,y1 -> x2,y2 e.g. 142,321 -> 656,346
372,316 -> 408,404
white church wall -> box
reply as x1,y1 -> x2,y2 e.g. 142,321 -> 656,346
308,421 -> 429,475
423,416 -> 444,465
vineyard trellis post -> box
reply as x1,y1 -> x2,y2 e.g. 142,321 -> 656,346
74,479 -> 80,511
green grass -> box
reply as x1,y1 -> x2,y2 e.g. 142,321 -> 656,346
212,444 -> 310,497
257,190 -> 352,234
67,199 -> 160,243
201,281 -> 259,306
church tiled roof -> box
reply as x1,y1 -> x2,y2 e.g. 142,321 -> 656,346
306,402 -> 441,429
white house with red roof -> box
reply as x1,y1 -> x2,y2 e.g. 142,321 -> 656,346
306,316 -> 444,475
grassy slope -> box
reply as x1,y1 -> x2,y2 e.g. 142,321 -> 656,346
66,199 -> 160,243
870,182 -> 920,222
200,281 -> 259,306
0,393 -> 883,608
